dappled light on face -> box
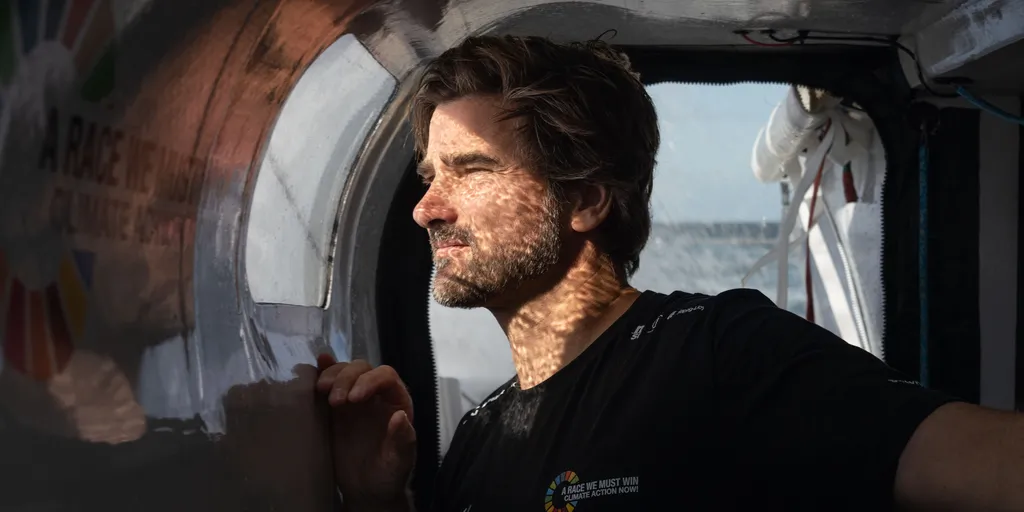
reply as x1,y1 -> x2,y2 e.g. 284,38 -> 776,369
427,174 -> 562,310
416,95 -> 638,390
415,96 -> 564,310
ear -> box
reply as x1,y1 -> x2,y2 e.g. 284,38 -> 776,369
569,183 -> 613,233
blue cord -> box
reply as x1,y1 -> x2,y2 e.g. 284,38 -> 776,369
956,86 -> 1024,126
918,131 -> 930,388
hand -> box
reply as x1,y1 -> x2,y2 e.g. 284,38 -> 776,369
316,354 -> 417,509
221,363 -> 336,510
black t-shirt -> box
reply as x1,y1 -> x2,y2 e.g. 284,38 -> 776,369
431,289 -> 959,511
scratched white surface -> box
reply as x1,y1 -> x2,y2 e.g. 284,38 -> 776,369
246,35 -> 396,306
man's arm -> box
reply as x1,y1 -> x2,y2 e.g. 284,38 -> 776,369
708,290 -> 960,507
896,402 -> 1024,511
709,289 -> 1024,510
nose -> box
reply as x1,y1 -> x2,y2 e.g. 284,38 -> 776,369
413,187 -> 457,229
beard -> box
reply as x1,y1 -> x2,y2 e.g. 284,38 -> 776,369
429,193 -> 563,309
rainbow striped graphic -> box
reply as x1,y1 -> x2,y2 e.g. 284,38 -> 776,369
1,249 -> 93,381
544,470 -> 581,512
0,0 -> 117,103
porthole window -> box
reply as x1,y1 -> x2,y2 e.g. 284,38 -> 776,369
245,35 -> 396,307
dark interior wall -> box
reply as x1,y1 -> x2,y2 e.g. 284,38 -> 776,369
1018,96 -> 1024,412
886,104 -> 985,404
923,107 -> 981,403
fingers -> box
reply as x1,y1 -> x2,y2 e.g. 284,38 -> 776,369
348,365 -> 414,421
315,359 -> 367,393
325,361 -> 374,404
315,360 -> 348,391
387,409 -> 417,449
316,361 -> 412,420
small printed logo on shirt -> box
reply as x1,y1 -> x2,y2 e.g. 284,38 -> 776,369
667,304 -> 705,320
544,470 -> 640,511
630,325 -> 645,340
646,314 -> 663,334
888,379 -> 921,386
630,304 -> 705,340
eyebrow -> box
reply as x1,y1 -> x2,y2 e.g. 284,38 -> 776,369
417,151 -> 504,178
442,152 -> 503,168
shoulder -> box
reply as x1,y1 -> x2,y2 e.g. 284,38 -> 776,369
685,288 -> 810,345
633,288 -> 813,370
640,288 -> 776,318
614,289 -> 773,372
705,288 -> 779,317
634,287 -> 780,337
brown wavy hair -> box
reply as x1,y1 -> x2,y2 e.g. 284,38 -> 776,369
410,35 -> 659,278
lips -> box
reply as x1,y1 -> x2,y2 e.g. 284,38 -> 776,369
432,238 -> 469,261
429,226 -> 472,253
433,241 -> 468,250
433,244 -> 468,261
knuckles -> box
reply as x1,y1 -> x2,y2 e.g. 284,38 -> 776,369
375,364 -> 399,381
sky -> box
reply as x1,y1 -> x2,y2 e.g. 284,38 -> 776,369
647,82 -> 790,224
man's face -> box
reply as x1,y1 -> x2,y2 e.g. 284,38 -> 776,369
413,95 -> 564,309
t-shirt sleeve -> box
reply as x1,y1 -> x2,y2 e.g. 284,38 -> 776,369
708,289 -> 960,507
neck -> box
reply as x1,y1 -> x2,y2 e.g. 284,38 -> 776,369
489,245 -> 640,389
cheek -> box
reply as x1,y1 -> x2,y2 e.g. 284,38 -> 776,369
464,186 -> 553,245
460,200 -> 516,247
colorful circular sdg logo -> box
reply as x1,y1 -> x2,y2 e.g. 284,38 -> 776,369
544,470 -> 581,512
0,0 -> 117,105
0,0 -> 114,381
1,250 -> 93,381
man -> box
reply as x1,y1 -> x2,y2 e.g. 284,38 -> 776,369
316,35 -> 1024,511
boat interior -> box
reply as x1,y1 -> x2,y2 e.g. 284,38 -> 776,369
0,0 -> 1022,509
